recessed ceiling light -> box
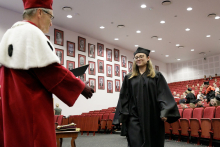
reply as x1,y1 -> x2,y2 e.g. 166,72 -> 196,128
67,15 -> 72,18
162,1 -> 171,5
208,13 -> 216,18
191,49 -> 194,51
141,4 -> 147,8
158,38 -> 162,40
117,25 -> 125,28
206,35 -> 211,37
187,7 -> 192,11
135,45 -> 139,47
114,38 -> 119,40
178,46 -> 184,48
177,59 -> 181,61
160,20 -> 165,24
151,36 -> 158,39
185,28 -> 190,31
151,50 -> 155,52
176,44 -> 180,46
136,30 -> 141,33
215,16 -> 220,19
62,6 -> 72,11
165,55 -> 169,57
100,26 -> 105,29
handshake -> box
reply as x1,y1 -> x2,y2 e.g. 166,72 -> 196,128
81,81 -> 94,99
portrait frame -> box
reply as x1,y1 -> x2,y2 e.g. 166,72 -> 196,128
98,76 -> 105,90
66,60 -> 75,71
55,48 -> 64,65
97,59 -> 104,73
97,43 -> 104,57
115,79 -> 121,92
54,29 -> 64,46
107,80 -> 113,93
78,54 -> 86,67
88,43 -> 95,58
122,70 -> 127,82
46,35 -> 50,40
114,64 -> 120,77
128,61 -> 133,73
121,55 -> 127,68
88,61 -> 96,75
89,78 -> 96,93
106,48 -> 112,62
78,74 -> 86,82
155,65 -> 159,72
114,49 -> 120,61
67,41 -> 75,57
78,36 -> 86,52
106,64 -> 112,77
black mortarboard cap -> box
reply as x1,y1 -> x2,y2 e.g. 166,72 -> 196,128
204,81 -> 209,85
134,47 -> 150,56
193,99 -> 201,104
70,64 -> 89,76
188,88 -> 192,91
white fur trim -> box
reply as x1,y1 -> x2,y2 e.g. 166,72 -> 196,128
0,21 -> 60,69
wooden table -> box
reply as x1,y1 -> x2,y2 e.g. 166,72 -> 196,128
56,130 -> 79,147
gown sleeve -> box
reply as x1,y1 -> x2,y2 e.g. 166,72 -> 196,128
156,72 -> 180,123
31,63 -> 85,107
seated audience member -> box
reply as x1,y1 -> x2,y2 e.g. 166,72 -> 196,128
199,95 -> 205,102
199,87 -> 203,91
182,92 -> 186,98
186,88 -> 196,103
197,91 -> 202,99
214,78 -> 217,83
204,75 -> 207,80
175,93 -> 180,98
173,91 -> 177,96
215,95 -> 220,106
215,73 -> 218,77
186,85 -> 189,88
195,99 -> 204,107
209,98 -> 216,106
195,86 -> 198,90
180,103 -> 188,109
203,81 -> 215,102
192,85 -> 195,88
179,95 -> 186,104
197,83 -> 199,87
209,75 -> 213,80
214,83 -> 219,92
189,103 -> 196,108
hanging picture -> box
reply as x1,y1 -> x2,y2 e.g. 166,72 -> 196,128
98,76 -> 105,90
46,35 -> 50,40
88,61 -> 96,75
55,48 -> 64,65
54,29 -> 64,46
115,79 -> 121,92
78,54 -> 86,67
66,60 -> 75,70
97,59 -> 104,73
88,43 -> 95,58
78,36 -> 86,52
128,61 -> 133,73
114,49 -> 120,61
122,70 -> 127,82
114,64 -> 120,77
121,55 -> 127,68
97,43 -> 104,57
106,48 -> 112,62
78,74 -> 86,82
155,65 -> 159,71
67,41 -> 75,57
89,78 -> 96,92
106,64 -> 112,77
107,80 -> 113,93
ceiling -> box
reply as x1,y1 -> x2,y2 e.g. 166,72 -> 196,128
0,0 -> 220,63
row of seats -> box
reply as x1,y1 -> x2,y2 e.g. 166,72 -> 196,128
165,106 -> 220,147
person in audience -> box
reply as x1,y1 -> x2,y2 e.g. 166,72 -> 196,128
189,103 -> 196,108
215,73 -> 218,77
216,91 -> 220,96
54,103 -> 62,115
197,83 -> 200,87
195,86 -> 198,90
209,98 -> 216,106
173,91 -> 177,96
183,92 -> 186,98
215,95 -> 220,106
180,103 -> 188,109
213,83 -> 219,92
195,99 -> 204,107
115,47 -> 180,147
192,84 -> 195,88
209,75 -> 213,80
204,75 -> 207,80
204,81 -> 215,102
186,88 -> 196,103
214,78 -> 217,83
175,93 -> 180,98
197,91 -> 202,99
199,95 -> 205,102
186,84 -> 189,88
179,95 -> 186,104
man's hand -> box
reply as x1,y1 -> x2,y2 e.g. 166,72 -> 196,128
81,81 -> 94,99
161,117 -> 167,122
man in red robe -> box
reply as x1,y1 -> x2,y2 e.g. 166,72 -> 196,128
0,0 -> 94,146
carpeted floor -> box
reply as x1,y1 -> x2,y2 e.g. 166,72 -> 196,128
61,133 -> 211,147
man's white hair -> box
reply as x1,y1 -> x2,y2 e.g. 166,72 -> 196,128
23,8 -> 51,19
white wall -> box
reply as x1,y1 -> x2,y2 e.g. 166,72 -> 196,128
0,6 -> 168,116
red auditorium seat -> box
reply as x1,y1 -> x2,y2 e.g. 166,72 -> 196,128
211,106 -> 220,146
107,113 -> 115,134
180,108 -> 193,143
164,122 -> 172,140
62,116 -> 69,125
100,113 -> 110,132
170,109 -> 183,141
57,115 -> 64,125
54,115 -> 58,123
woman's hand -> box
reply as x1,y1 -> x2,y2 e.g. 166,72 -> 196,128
161,117 -> 167,122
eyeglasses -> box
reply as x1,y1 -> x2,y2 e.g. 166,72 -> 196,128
42,10 -> 54,20
134,55 -> 145,60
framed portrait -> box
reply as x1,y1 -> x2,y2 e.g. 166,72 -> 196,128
97,59 -> 104,73
78,54 -> 86,67
78,74 -> 86,82
54,29 -> 64,46
115,79 -> 121,92
67,41 -> 75,57
155,65 -> 159,71
66,60 -> 75,70
78,36 -> 86,52
88,61 -> 96,75
97,43 -> 104,57
107,80 -> 113,93
88,43 -> 95,58
114,49 -> 120,61
106,64 -> 112,77
128,61 -> 133,73
98,76 -> 105,90
114,64 -> 120,77
106,48 -> 112,62
89,78 -> 96,93
122,70 -> 127,82
46,35 -> 50,40
55,48 -> 64,65
121,55 -> 127,68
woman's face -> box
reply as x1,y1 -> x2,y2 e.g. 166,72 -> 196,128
210,99 -> 215,105
134,53 -> 149,67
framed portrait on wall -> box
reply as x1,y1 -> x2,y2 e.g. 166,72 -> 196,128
115,79 -> 120,92
67,41 -> 75,57
155,65 -> 159,71
114,64 -> 120,77
107,80 -> 113,93
55,48 -> 64,65
106,48 -> 112,62
98,76 -> 105,90
78,36 -> 86,52
88,61 -> 96,75
122,70 -> 127,82
66,60 -> 75,70
89,78 -> 96,92
88,43 -> 95,58
114,49 -> 120,61
78,74 -> 86,82
106,64 -> 112,77
78,54 -> 86,67
128,61 -> 133,73
97,59 -> 104,73
97,43 -> 104,57
121,55 -> 127,68
46,35 -> 50,40
54,29 -> 64,46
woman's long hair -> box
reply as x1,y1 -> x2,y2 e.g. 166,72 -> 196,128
129,58 -> 155,79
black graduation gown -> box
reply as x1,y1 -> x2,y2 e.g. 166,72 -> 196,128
186,93 -> 196,103
118,71 -> 180,147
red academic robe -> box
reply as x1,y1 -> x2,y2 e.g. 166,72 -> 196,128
0,63 -> 85,147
